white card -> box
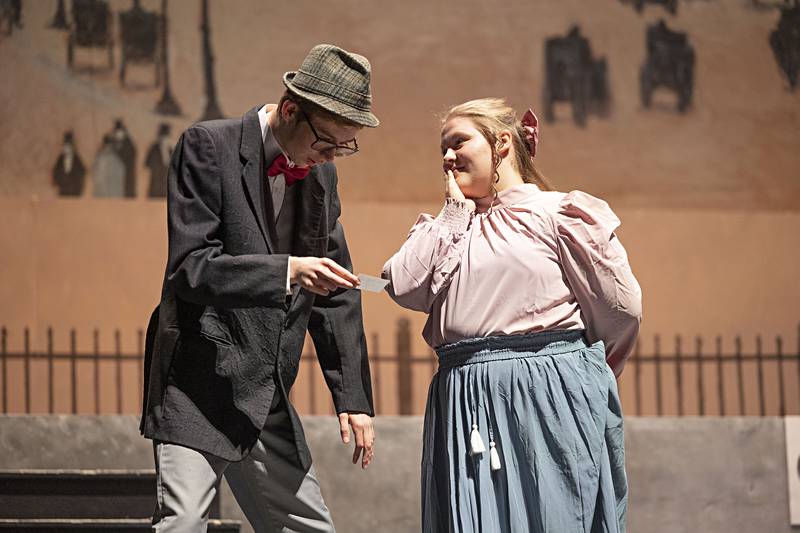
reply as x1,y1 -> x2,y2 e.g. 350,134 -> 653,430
356,274 -> 389,293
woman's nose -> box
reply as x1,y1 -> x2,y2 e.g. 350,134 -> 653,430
443,148 -> 456,163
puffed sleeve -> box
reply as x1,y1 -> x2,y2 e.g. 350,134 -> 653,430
382,199 -> 473,313
555,191 -> 642,376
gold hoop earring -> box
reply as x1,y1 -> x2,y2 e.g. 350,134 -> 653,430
487,180 -> 499,215
492,152 -> 501,183
485,151 -> 500,214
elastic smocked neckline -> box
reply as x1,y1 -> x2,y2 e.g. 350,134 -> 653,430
474,183 -> 540,213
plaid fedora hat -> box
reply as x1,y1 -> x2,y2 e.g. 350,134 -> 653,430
283,44 -> 380,128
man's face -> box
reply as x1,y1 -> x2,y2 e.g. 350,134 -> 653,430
280,102 -> 361,168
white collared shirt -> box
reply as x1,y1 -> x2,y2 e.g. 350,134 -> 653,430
258,105 -> 293,296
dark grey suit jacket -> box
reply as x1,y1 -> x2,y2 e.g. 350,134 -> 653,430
140,106 -> 374,469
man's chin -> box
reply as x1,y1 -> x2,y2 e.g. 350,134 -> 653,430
286,154 -> 311,169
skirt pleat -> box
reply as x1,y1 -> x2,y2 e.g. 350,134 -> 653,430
421,330 -> 627,533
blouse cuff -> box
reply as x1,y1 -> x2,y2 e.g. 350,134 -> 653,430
436,198 -> 474,234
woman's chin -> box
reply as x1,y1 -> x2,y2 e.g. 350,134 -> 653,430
463,188 -> 492,200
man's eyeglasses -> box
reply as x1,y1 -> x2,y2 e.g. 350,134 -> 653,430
299,108 -> 359,157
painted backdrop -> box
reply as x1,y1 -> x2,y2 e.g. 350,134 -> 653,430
0,0 -> 798,415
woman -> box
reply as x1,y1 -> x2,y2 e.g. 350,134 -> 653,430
382,98 -> 642,533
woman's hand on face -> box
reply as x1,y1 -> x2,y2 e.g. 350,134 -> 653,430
444,170 -> 476,211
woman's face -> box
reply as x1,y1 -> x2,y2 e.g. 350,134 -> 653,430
440,116 -> 494,199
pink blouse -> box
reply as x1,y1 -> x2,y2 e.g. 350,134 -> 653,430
382,183 -> 642,376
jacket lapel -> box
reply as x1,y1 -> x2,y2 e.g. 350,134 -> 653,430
240,106 -> 277,254
288,167 -> 329,306
293,167 -> 328,256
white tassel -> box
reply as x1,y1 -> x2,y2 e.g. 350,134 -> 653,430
489,441 -> 502,471
470,424 -> 486,455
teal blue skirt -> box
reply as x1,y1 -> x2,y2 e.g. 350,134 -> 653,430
421,330 -> 627,533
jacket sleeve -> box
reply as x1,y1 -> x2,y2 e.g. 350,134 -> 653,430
308,170 -> 374,416
555,191 -> 643,377
165,125 -> 290,308
381,199 -> 473,313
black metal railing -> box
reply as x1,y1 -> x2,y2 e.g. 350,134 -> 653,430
629,330 -> 799,417
0,327 -> 143,415
1,321 -> 797,417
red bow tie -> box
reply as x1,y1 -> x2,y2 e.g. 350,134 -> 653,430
266,154 -> 309,186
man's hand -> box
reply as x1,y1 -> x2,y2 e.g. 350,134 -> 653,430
338,412 -> 375,469
289,257 -> 359,296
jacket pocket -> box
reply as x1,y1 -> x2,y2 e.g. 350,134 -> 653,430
198,307 -> 234,346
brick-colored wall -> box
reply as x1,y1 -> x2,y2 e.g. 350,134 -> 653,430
0,0 -> 798,415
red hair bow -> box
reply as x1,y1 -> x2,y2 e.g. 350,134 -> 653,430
521,109 -> 540,159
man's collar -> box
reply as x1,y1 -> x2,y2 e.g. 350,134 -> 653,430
258,105 -> 283,168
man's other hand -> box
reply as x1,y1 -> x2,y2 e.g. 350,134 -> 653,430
338,412 -> 374,469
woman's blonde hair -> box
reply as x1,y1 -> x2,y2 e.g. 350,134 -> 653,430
443,98 -> 553,191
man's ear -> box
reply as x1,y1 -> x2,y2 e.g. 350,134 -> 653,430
280,100 -> 300,123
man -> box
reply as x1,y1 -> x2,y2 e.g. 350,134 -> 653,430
52,130 -> 86,197
110,118 -> 137,198
145,122 -> 172,199
141,44 -> 378,532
